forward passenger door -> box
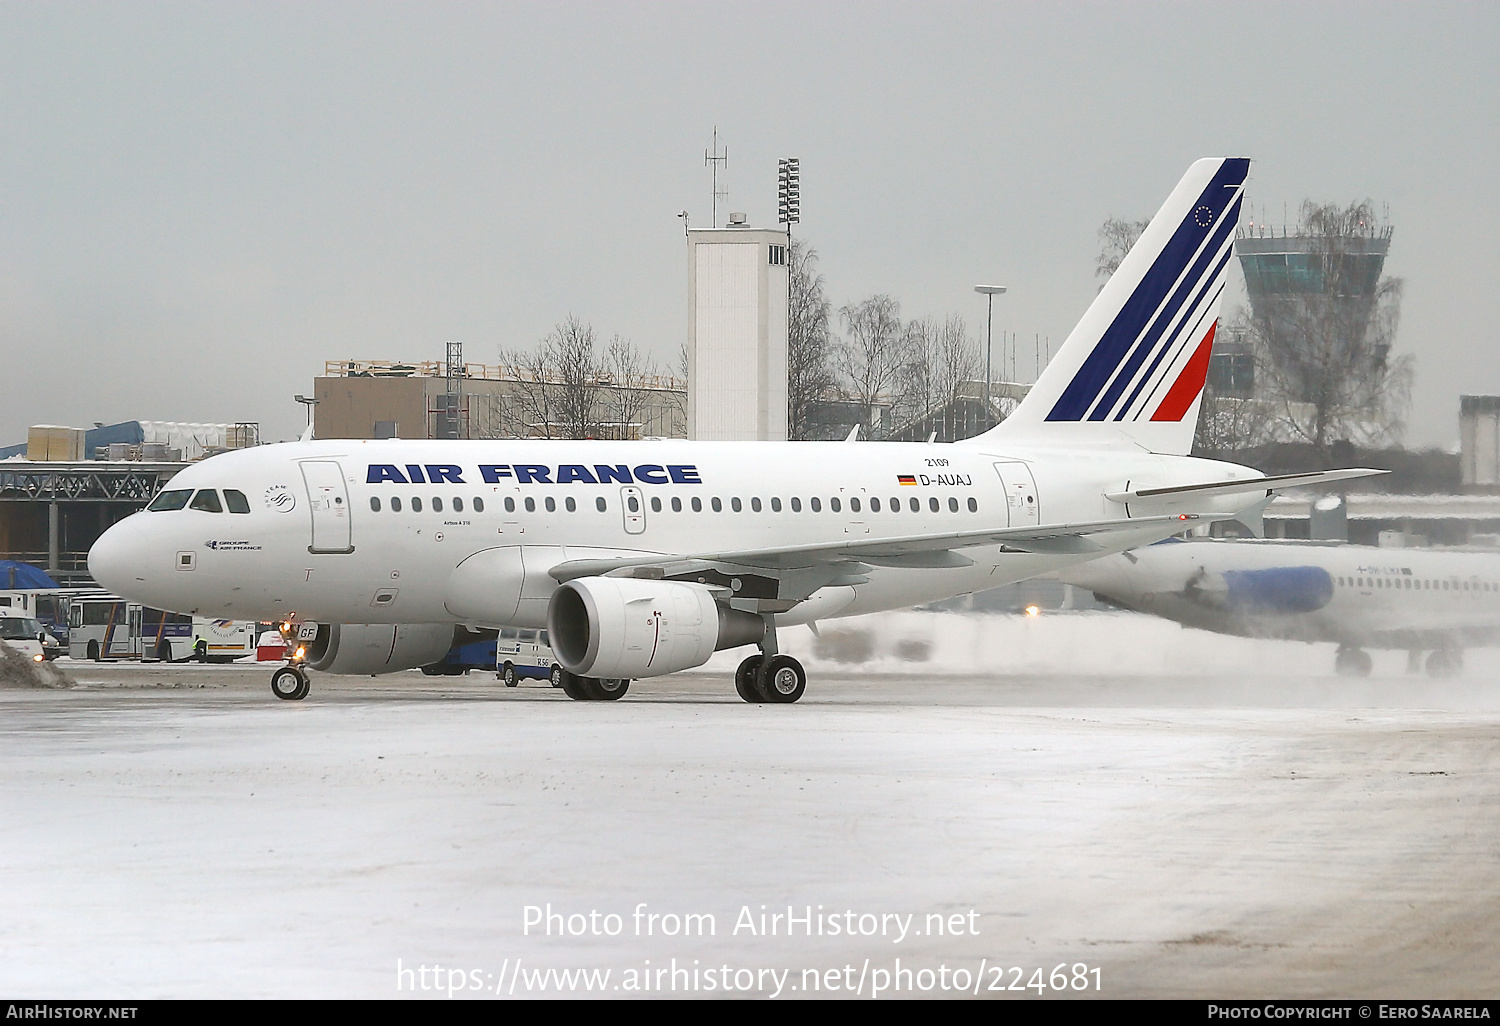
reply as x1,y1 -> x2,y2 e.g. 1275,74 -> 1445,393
301,460 -> 354,553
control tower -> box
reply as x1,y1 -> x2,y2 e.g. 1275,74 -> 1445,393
1226,213 -> 1394,401
686,214 -> 790,441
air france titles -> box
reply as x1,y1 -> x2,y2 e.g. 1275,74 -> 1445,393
366,464 -> 703,486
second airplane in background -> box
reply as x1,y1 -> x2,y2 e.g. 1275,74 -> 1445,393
1061,537 -> 1499,677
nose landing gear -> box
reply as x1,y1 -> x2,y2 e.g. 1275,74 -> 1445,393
271,663 -> 310,701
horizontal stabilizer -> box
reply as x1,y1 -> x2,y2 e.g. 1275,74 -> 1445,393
1104,468 -> 1387,504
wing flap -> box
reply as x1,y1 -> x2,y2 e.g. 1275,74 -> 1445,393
548,513 -> 1200,583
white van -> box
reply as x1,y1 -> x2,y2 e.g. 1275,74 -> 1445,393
0,612 -> 47,664
495,628 -> 562,687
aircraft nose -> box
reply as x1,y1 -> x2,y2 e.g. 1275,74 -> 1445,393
88,517 -> 144,595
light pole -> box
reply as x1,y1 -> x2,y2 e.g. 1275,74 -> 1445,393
974,285 -> 1007,425
294,394 -> 319,435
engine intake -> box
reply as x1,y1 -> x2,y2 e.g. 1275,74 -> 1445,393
547,577 -> 764,679
303,623 -> 457,675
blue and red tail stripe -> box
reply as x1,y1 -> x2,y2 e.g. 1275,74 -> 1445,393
1046,157 -> 1248,423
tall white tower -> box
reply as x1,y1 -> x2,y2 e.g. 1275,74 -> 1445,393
687,217 -> 790,441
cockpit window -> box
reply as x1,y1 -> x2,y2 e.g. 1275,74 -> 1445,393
224,489 -> 251,514
189,489 -> 223,513
147,489 -> 192,512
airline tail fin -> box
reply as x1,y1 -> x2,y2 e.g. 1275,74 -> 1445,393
977,157 -> 1249,454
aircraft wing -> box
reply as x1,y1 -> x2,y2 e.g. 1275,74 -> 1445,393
548,512 -> 1201,583
1103,468 -> 1386,504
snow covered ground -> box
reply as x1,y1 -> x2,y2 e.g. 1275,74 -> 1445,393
3,611 -> 1497,999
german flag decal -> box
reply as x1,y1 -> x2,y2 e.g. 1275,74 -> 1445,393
897,474 -> 917,486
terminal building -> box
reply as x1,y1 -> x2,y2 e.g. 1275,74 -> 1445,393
314,351 -> 686,442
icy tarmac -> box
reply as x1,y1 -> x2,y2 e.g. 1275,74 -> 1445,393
3,611 -> 1498,999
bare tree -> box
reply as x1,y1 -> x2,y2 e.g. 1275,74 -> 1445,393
787,239 -> 836,440
835,294 -> 908,439
1096,217 -> 1150,285
663,340 -> 689,438
899,314 -> 980,438
1242,200 -> 1409,459
498,343 -> 560,438
597,334 -> 660,440
500,314 -> 600,439
899,316 -> 940,430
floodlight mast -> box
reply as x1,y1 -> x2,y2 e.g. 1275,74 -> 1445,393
777,158 -> 800,227
778,156 -> 800,259
974,285 -> 1007,423
779,158 -> 802,415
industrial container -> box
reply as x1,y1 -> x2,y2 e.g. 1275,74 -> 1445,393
26,426 -> 85,461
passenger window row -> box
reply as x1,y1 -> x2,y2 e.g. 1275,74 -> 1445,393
369,493 -> 982,515
1337,575 -> 1496,592
370,496 -> 485,514
645,495 -> 981,514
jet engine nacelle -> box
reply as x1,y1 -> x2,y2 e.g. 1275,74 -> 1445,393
303,623 -> 457,675
547,577 -> 764,679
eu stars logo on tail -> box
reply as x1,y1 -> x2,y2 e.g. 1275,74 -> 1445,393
988,156 -> 1249,456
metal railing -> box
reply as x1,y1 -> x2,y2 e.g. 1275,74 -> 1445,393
1237,223 -> 1394,241
324,359 -> 685,393
0,463 -> 184,502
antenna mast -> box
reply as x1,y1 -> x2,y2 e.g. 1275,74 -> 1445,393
705,127 -> 728,228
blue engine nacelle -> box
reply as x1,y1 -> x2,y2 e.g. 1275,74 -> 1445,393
1219,566 -> 1334,614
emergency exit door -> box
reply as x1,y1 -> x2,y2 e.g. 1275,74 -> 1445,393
620,486 -> 646,535
301,460 -> 354,553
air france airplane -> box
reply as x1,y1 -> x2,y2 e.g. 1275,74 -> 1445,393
1059,538 -> 1500,677
88,157 -> 1378,703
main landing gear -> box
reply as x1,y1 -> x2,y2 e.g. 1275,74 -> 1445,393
1425,649 -> 1463,678
1334,646 -> 1373,677
556,668 -> 630,701
734,616 -> 807,704
1340,647 -> 1465,678
271,663 -> 310,701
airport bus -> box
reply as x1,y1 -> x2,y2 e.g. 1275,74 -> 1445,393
66,593 -> 257,662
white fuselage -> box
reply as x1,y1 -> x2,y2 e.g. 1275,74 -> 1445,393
88,437 -> 1257,630
1061,538 -> 1500,650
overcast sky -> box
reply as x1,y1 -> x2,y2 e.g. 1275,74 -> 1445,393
2,1 -> 1495,448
